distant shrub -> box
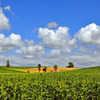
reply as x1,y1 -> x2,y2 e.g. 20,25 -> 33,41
27,71 -> 30,73
43,67 -> 47,72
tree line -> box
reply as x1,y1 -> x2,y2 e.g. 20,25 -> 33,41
37,62 -> 74,72
5,60 -> 74,72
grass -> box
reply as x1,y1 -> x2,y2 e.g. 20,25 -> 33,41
0,66 -> 47,69
83,66 -> 100,69
0,66 -> 37,69
9,66 -> 38,69
0,66 -> 52,73
0,67 -> 26,73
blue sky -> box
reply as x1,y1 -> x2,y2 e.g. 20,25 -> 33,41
0,0 -> 100,67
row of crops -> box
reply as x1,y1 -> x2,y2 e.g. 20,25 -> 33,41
0,67 -> 100,99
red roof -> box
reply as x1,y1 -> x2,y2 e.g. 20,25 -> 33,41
51,69 -> 59,72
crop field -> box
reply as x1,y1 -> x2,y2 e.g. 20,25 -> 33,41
8,67 -> 80,73
0,66 -> 100,99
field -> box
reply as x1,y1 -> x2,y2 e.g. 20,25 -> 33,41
0,67 -> 25,73
0,66 -> 100,99
7,67 -> 80,73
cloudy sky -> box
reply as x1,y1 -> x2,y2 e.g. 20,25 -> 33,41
0,0 -> 100,68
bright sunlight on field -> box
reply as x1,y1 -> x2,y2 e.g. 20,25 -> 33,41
7,67 -> 80,73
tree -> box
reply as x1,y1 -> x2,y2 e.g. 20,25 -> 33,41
6,60 -> 10,68
66,62 -> 74,68
54,65 -> 58,70
43,67 -> 47,72
38,64 -> 41,72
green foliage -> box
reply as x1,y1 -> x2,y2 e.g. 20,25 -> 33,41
67,62 -> 74,68
54,65 -> 58,69
0,67 -> 100,99
66,66 -> 69,68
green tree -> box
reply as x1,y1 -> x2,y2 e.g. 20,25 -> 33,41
68,62 -> 74,68
54,65 -> 58,70
43,67 -> 47,72
38,64 -> 41,72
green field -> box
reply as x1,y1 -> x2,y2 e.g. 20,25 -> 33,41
0,67 -> 25,73
0,66 -> 46,69
0,66 -> 38,69
0,66 -> 100,99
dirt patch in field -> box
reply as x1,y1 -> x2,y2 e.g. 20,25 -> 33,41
9,67 -> 80,73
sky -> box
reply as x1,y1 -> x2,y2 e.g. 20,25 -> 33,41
0,0 -> 100,68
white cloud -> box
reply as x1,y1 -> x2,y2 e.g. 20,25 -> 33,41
16,43 -> 45,58
47,48 -> 71,58
47,22 -> 58,28
69,52 -> 100,68
0,33 -> 23,52
38,26 -> 73,48
0,23 -> 100,68
1,51 -> 100,68
78,46 -> 96,54
68,38 -> 77,46
0,55 -> 48,67
76,23 -> 100,45
0,7 -> 10,30
47,49 -> 61,57
4,5 -> 14,15
38,26 -> 77,60
4,6 -> 11,11
24,39 -> 35,46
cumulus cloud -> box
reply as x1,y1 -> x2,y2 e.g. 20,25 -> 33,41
0,33 -> 23,52
47,48 -> 71,58
76,23 -> 100,45
16,42 -> 45,58
47,22 -> 58,28
0,7 -> 10,30
38,26 -> 72,48
38,26 -> 77,59
1,51 -> 100,68
0,22 -> 100,68
47,49 -> 61,57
